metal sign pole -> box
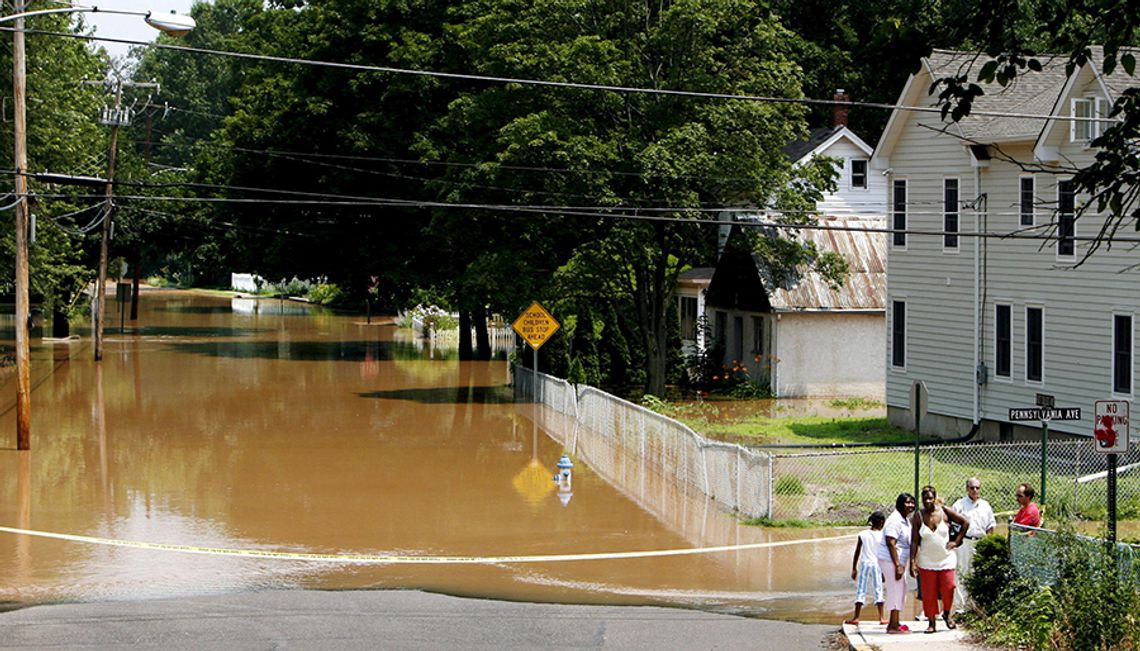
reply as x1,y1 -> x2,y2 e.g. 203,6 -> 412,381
1108,452 -> 1118,543
1040,419 -> 1049,505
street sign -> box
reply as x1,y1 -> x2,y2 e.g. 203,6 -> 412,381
1094,400 -> 1130,454
1035,393 -> 1055,408
512,302 -> 560,350
1008,407 -> 1081,421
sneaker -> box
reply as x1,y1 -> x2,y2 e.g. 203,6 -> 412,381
887,628 -> 911,635
899,624 -> 910,632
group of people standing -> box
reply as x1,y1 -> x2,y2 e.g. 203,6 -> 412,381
847,477 -> 1039,635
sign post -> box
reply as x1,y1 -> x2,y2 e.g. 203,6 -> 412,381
1008,403 -> 1082,505
512,302 -> 560,403
910,381 -> 927,499
1095,400 -> 1130,543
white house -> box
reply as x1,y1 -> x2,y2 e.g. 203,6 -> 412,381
703,217 -> 886,398
873,48 -> 1136,440
782,92 -> 887,216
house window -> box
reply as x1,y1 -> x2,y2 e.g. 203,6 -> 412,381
714,311 -> 727,348
1058,179 -> 1075,257
892,180 -> 907,247
751,315 -> 764,357
1019,177 -> 1035,227
679,296 -> 698,340
892,300 -> 906,368
1071,97 -> 1115,144
851,159 -> 868,189
1114,314 -> 1132,395
944,178 -> 959,249
1026,307 -> 1043,382
1071,98 -> 1095,143
995,304 -> 1011,378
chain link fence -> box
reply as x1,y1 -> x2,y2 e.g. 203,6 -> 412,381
512,366 -> 1140,525
513,366 -> 774,519
772,441 -> 1140,523
1010,523 -> 1140,586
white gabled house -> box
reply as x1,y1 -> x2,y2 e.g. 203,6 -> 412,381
782,91 -> 887,216
873,48 -> 1136,440
703,218 -> 887,398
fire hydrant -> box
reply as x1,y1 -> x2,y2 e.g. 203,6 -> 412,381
553,454 -> 573,505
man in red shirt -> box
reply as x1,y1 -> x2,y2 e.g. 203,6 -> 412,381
1012,483 -> 1041,527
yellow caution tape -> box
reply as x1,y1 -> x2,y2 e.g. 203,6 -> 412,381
0,525 -> 857,564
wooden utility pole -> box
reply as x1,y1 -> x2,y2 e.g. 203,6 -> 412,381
12,0 -> 31,449
94,81 -> 123,362
92,78 -> 157,360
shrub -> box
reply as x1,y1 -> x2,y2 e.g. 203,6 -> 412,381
306,283 -> 343,306
966,533 -> 1016,611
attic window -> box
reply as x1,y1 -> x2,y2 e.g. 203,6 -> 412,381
1071,97 -> 1113,144
851,159 -> 867,189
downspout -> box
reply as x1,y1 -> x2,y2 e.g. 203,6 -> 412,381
974,165 -> 982,427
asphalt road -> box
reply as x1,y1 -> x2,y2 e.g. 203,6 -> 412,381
0,589 -> 837,650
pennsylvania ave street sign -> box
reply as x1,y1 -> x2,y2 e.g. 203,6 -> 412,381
512,301 -> 560,350
1008,407 -> 1082,422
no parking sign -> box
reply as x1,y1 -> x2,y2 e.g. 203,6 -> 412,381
1094,400 -> 1130,454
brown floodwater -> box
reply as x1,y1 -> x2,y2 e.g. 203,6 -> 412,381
0,291 -> 855,623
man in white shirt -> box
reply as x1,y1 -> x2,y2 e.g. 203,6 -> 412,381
951,477 -> 996,609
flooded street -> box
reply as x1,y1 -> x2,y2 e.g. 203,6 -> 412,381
0,291 -> 853,623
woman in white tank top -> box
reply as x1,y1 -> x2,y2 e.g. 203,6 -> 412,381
909,485 -> 969,633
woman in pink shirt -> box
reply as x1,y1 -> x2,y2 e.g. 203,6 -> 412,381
1012,483 -> 1041,527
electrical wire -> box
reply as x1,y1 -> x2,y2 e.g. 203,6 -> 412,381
5,26 -> 1113,126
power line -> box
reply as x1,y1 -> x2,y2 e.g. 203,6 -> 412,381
9,26 -> 1113,125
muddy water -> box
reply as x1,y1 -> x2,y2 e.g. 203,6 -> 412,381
0,291 -> 853,623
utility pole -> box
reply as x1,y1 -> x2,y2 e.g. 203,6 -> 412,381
12,0 -> 31,449
92,78 -> 157,361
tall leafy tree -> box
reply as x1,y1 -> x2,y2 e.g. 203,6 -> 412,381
0,13 -> 108,324
425,0 -> 839,395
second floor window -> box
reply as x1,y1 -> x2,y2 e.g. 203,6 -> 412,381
995,304 -> 1011,378
893,180 -> 907,247
1020,177 -> 1035,227
851,159 -> 867,189
1058,180 -> 1075,257
944,178 -> 959,249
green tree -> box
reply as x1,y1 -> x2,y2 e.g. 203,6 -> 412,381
424,0 -> 839,394
0,12 -> 108,324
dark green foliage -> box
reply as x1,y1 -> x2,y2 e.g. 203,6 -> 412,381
969,528 -> 1140,650
966,533 -> 1017,611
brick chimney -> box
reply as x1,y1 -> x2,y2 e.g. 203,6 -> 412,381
831,89 -> 850,127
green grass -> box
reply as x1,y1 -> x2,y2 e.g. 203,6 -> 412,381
674,412 -> 913,446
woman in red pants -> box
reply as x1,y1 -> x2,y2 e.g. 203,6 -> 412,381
909,485 -> 969,633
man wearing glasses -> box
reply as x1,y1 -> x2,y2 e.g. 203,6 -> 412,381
950,478 -> 996,609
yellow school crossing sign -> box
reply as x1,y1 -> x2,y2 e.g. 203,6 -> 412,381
512,301 -> 560,350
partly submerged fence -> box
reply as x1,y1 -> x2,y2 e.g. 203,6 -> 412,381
513,367 -> 774,519
515,367 -> 1140,524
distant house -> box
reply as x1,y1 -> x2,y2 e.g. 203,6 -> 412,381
677,267 -> 713,357
783,91 -> 887,216
703,217 -> 887,398
873,48 -> 1137,439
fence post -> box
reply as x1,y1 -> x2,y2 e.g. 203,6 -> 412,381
768,453 -> 775,518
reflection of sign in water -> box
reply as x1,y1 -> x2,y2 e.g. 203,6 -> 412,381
512,302 -> 560,350
512,458 -> 555,505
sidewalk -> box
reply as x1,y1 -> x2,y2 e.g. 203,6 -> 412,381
844,619 -> 978,650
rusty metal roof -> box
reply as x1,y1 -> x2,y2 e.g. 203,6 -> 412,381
753,217 -> 886,312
